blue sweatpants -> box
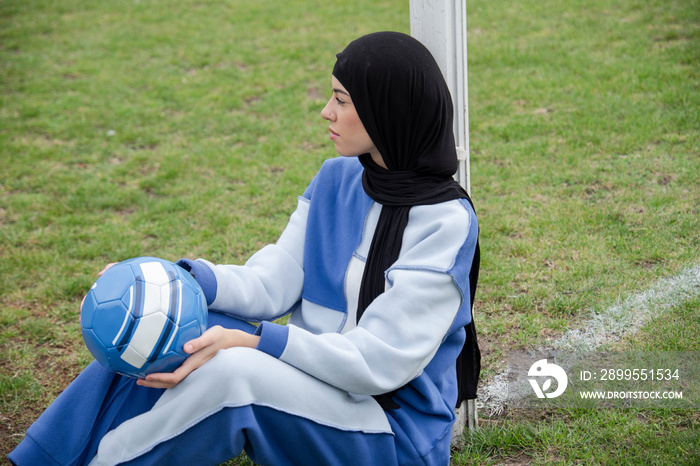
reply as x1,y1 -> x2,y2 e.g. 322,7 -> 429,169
9,313 -> 398,465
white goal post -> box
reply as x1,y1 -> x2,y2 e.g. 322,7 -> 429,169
409,0 -> 477,440
410,0 -> 471,196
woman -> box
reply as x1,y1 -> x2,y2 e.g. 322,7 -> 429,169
10,31 -> 480,465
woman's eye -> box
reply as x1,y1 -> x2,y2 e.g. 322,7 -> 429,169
335,97 -> 345,105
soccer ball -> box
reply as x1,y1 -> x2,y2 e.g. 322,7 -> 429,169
81,257 -> 208,378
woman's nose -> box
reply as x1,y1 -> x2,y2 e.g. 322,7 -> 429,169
321,99 -> 335,121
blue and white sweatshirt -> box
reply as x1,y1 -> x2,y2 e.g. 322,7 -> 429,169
184,156 -> 479,462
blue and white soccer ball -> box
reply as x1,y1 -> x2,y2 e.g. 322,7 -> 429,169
81,257 -> 208,378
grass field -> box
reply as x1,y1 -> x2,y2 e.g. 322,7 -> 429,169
1,0 -> 698,463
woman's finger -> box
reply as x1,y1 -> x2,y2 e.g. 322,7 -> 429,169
137,334 -> 223,388
182,325 -> 225,354
98,263 -> 118,277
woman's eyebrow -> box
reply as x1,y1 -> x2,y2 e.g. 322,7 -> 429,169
333,88 -> 351,97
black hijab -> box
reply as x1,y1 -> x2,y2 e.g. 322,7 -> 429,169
332,32 -> 481,409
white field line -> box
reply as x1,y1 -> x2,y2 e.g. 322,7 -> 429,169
477,264 -> 700,416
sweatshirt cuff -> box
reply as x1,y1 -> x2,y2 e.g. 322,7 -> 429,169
176,259 -> 217,306
254,321 -> 289,359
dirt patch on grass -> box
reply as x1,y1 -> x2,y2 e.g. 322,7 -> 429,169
0,338 -> 85,457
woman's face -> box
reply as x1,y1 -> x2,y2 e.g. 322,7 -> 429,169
321,76 -> 386,168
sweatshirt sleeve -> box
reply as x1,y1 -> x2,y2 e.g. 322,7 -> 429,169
180,196 -> 309,322
256,200 -> 478,395
257,269 -> 463,395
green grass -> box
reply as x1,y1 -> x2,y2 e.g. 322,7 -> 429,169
453,408 -> 698,465
453,295 -> 700,465
1,0 -> 699,463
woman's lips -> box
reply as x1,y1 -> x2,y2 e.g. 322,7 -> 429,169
329,127 -> 339,141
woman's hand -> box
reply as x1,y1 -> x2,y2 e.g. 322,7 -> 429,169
136,326 -> 260,389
